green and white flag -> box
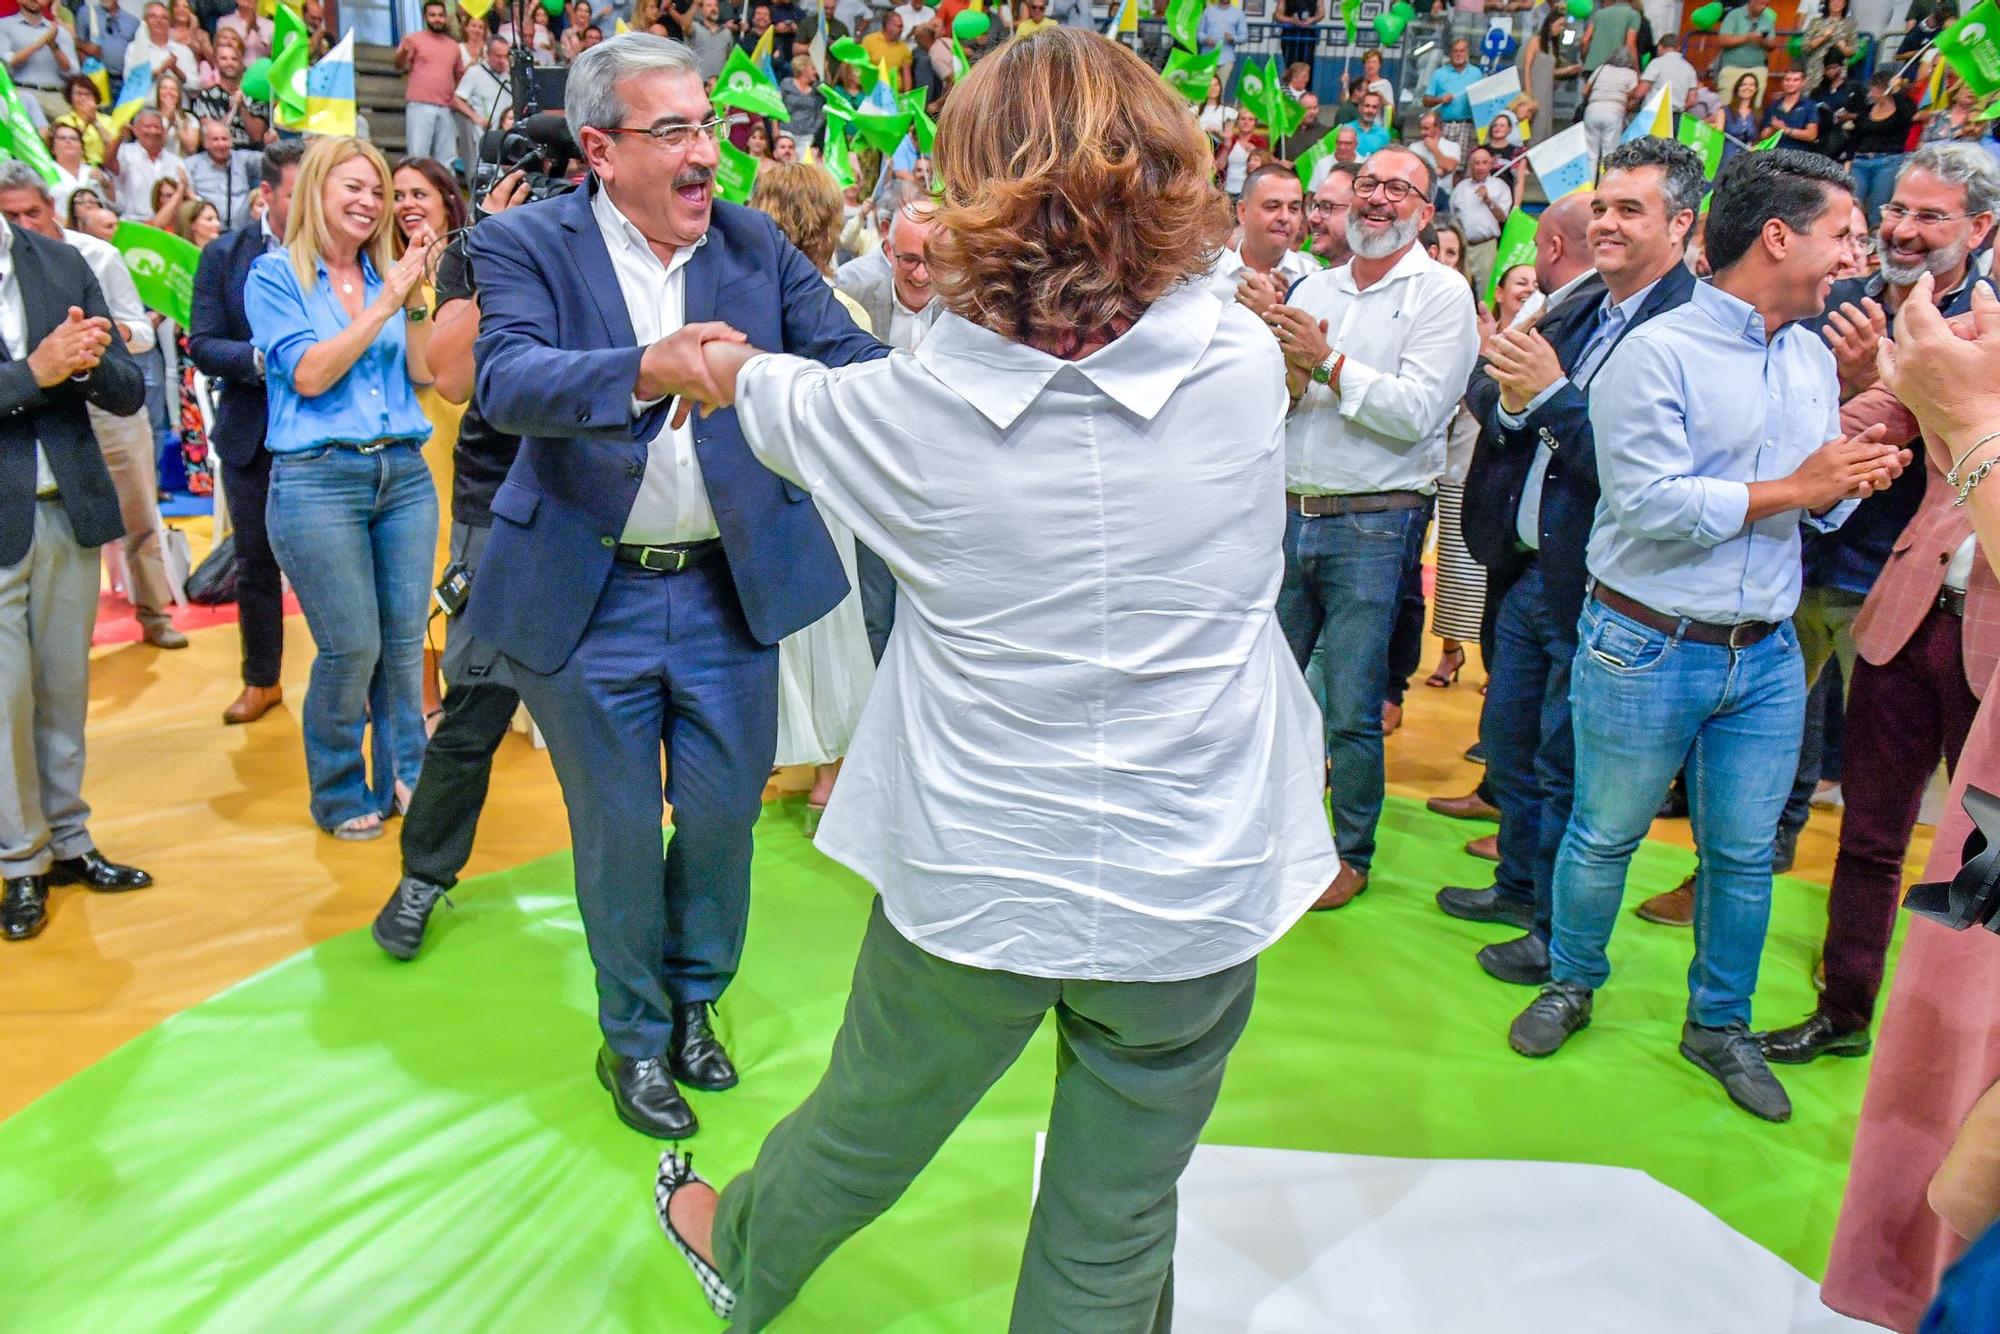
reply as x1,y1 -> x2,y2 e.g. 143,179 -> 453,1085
713,44 -> 790,120
1165,0 -> 1200,51
949,35 -> 971,81
1675,113 -> 1725,180
112,222 -> 200,326
0,67 -> 58,185
1161,45 -> 1220,102
1938,0 -> 2000,95
714,138 -> 758,204
271,0 -> 309,125
1486,210 -> 1538,307
1238,56 -> 1304,138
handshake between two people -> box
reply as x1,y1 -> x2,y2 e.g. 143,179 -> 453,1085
636,322 -> 765,430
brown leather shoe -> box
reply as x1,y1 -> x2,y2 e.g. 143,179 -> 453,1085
1464,833 -> 1499,862
1309,864 -> 1368,912
223,684 -> 284,725
1428,790 -> 1500,822
1636,875 -> 1695,927
143,622 -> 189,649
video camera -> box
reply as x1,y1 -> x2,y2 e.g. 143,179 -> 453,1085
472,112 -> 582,213
1906,786 -> 2000,934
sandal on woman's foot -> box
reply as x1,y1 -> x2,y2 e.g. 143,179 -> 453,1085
655,1151 -> 736,1319
1426,646 -> 1466,688
330,814 -> 385,842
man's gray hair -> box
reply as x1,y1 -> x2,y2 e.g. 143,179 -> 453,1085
564,33 -> 701,152
1899,142 -> 2000,219
0,160 -> 52,200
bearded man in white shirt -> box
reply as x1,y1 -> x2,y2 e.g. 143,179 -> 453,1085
1261,143 -> 1481,911
644,30 -> 1341,1331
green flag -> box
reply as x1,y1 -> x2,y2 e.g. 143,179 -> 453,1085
713,44 -> 790,119
714,138 -> 758,204
1294,134 -> 1334,191
1675,113 -> 1724,180
899,90 -> 937,155
1161,45 -> 1220,102
1486,209 -> 1538,307
1938,0 -> 2000,95
949,36 -> 970,81
820,84 -> 856,125
822,118 -> 855,190
1341,0 -> 1361,42
1754,127 -> 1783,150
1238,56 -> 1303,137
0,68 -> 57,185
271,39 -> 308,125
1165,0 -> 1199,51
111,221 -> 201,326
275,0 -> 308,56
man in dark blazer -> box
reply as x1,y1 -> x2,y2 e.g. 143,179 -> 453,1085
468,37 -> 886,1139
1442,138 -> 1704,987
0,221 -> 150,942
187,139 -> 306,727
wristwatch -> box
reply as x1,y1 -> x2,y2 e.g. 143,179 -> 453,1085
1310,352 -> 1344,388
405,304 -> 430,323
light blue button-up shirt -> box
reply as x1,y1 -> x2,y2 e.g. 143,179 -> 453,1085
245,250 -> 431,455
1198,3 -> 1249,61
1585,280 -> 1852,625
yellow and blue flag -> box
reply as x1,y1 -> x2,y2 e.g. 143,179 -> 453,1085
302,30 -> 356,136
109,60 -> 153,133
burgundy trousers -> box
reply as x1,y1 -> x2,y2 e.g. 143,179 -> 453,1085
1820,604 -> 1980,1032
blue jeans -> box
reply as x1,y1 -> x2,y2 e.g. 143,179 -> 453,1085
1479,562 -> 1575,939
1276,504 -> 1429,872
1849,153 -> 1904,223
266,444 -> 438,829
1551,598 -> 1806,1027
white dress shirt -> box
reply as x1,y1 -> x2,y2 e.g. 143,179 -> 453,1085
733,280 -> 1341,981
64,229 -> 154,355
113,141 -> 184,219
885,294 -> 925,350
122,35 -> 198,84
0,242 -> 64,496
1207,245 -> 1318,304
591,185 -> 719,545
1448,173 -> 1510,243
1283,245 -> 1480,497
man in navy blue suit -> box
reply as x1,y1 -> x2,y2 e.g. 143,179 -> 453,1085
467,35 -> 887,1139
187,139 -> 307,727
1448,137 -> 1703,988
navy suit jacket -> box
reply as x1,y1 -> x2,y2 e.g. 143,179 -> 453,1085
1462,261 -> 1698,639
186,221 -> 270,470
465,186 -> 888,674
0,226 -> 144,567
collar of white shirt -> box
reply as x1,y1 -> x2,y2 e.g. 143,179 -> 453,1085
916,279 -> 1221,431
591,181 -> 702,279
1325,240 -> 1441,295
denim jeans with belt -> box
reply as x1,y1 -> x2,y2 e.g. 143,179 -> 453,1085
266,442 -> 438,829
1551,597 -> 1807,1027
1275,503 -> 1429,873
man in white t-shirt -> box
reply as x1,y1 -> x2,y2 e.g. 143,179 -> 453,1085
1449,143 -> 1511,292
452,37 -> 515,151
890,0 -> 928,46
1210,164 -> 1316,305
1636,32 -> 1699,111
122,0 -> 197,85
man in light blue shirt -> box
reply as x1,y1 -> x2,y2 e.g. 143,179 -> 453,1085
1197,0 -> 1248,93
1421,37 -> 1481,160
1507,150 -> 1912,1125
73,0 -> 139,101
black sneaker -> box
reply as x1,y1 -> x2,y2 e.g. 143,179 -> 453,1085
371,875 -> 453,961
1773,824 -> 1800,876
1681,1021 -> 1793,1122
1509,982 -> 1592,1057
1478,932 -> 1551,986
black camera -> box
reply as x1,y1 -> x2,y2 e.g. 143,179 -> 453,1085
1906,785 -> 2000,934
472,112 -> 582,212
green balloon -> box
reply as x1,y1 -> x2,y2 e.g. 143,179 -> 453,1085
951,8 -> 990,40
1375,10 -> 1407,43
541,0 -> 561,16
240,56 -> 273,102
1564,0 -> 1590,18
1786,33 -> 1803,57
1690,1 -> 1723,30
1389,0 -> 1414,17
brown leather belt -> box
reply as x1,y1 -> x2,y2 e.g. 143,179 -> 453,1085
1286,491 -> 1429,517
1593,586 -> 1778,649
1940,586 -> 1968,618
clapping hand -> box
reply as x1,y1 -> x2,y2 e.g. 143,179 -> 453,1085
1822,297 -> 1886,394
1877,275 -> 2000,472
28,307 -> 115,387
1789,422 -> 1906,510
379,229 -> 434,310
1483,327 -> 1564,414
1263,303 -> 1332,373
1235,269 -> 1284,318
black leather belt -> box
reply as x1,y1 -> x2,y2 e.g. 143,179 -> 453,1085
1287,491 -> 1429,517
1941,586 -> 1968,618
1594,585 -> 1778,649
614,538 -> 721,573
35,489 -> 59,501
333,437 -> 410,454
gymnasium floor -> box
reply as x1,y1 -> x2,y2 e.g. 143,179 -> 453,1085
0,600 -> 1916,1332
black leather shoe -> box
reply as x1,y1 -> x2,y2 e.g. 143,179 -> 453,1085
2,875 -> 48,940
1436,885 -> 1536,929
1509,982 -> 1592,1057
1477,932 -> 1551,986
670,1002 -> 739,1091
1755,1012 -> 1872,1065
1772,824 -> 1800,876
597,1047 -> 698,1139
46,849 -> 152,892
372,875 -> 453,961
1682,1021 -> 1792,1122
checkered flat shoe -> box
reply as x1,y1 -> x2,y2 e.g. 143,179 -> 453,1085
655,1150 -> 736,1320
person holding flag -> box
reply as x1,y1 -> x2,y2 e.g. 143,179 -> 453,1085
1197,0 -> 1247,96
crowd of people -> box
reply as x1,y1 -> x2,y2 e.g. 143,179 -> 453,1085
7,0 -> 2000,1328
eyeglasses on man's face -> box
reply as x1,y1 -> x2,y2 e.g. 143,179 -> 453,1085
1352,175 -> 1418,203
603,117 -> 726,152
1879,202 -> 1971,228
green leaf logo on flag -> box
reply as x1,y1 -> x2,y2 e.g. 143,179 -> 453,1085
713,44 -> 790,119
714,138 -> 758,204
1161,46 -> 1220,103
1938,0 -> 2000,96
1238,61 -> 1266,106
111,221 -> 200,326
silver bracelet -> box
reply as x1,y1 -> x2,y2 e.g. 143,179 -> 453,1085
1947,428 -> 2000,487
1954,455 -> 2000,507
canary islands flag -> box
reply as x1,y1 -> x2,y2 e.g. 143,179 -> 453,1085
109,60 -> 153,133
303,30 -> 356,136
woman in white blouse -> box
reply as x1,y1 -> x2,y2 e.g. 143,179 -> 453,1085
652,28 -> 1341,1333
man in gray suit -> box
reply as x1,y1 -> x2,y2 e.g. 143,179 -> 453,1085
833,195 -> 939,660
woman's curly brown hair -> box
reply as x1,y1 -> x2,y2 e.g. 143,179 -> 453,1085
930,27 -> 1220,352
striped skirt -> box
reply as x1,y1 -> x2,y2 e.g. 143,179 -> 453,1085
1431,480 -> 1487,643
